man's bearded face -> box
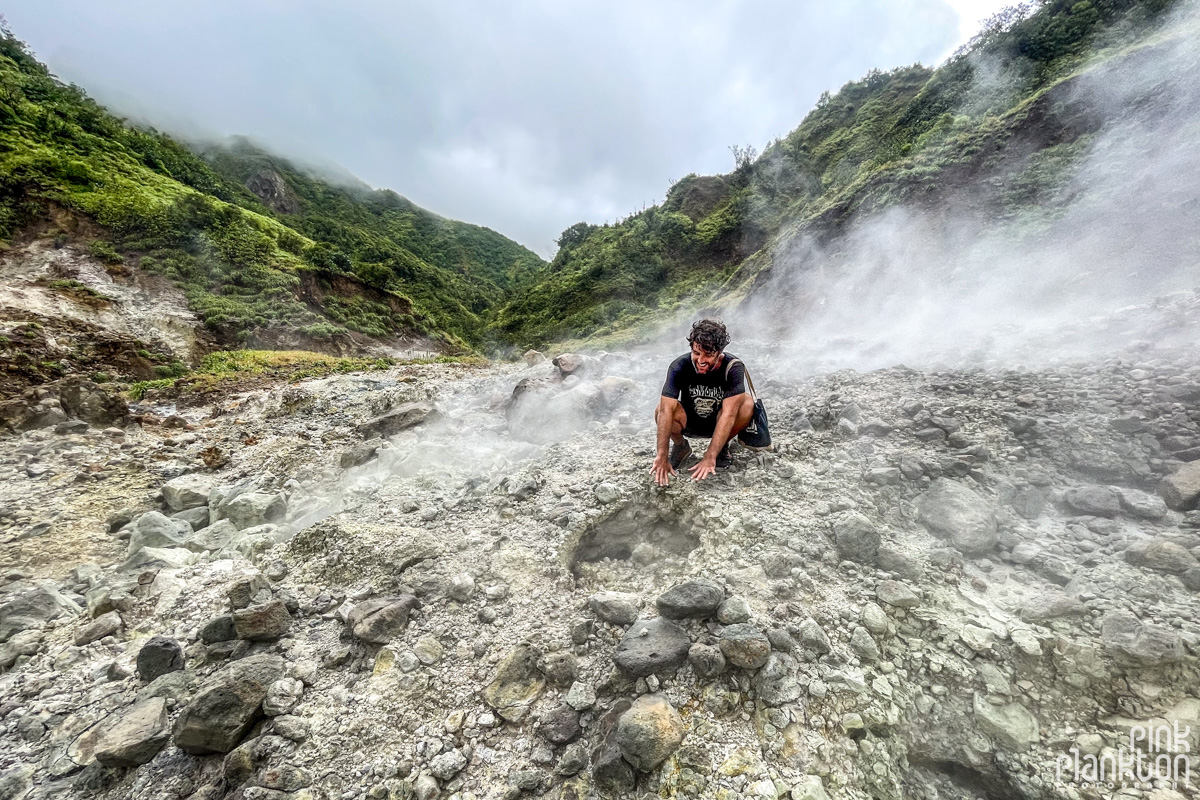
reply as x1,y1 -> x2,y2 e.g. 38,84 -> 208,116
691,342 -> 721,374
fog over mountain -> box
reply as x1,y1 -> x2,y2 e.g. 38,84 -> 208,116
2,0 -> 1009,255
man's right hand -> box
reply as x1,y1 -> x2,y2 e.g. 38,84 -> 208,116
650,454 -> 676,487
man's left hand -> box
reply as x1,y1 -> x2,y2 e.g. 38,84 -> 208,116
689,456 -> 717,481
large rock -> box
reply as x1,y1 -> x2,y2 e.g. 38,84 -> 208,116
215,492 -> 286,531
613,617 -> 691,677
973,694 -> 1039,750
58,377 -> 130,426
1125,538 -> 1200,574
718,624 -> 771,670
137,636 -> 185,682
656,580 -> 724,619
93,697 -> 170,767
482,645 -> 546,722
916,478 -> 998,556
1018,591 -> 1086,623
357,402 -> 440,438
831,512 -> 880,564
1160,461 -> 1200,511
1062,486 -> 1121,517
161,475 -> 216,512
615,695 -> 686,772
0,581 -> 80,642
1101,610 -> 1185,666
232,599 -> 292,640
128,511 -> 193,554
753,652 -> 803,706
346,595 -> 421,643
1113,487 -> 1168,520
172,653 -> 285,754
74,610 -> 122,646
875,580 -> 919,608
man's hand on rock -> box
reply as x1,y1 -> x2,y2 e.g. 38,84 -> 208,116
689,456 -> 717,482
650,454 -> 676,487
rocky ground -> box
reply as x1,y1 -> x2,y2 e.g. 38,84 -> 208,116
2,292 -> 1200,800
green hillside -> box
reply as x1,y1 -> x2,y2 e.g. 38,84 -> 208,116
0,29 -> 544,351
491,0 -> 1179,347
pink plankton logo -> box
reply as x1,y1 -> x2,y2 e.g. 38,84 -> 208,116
1056,723 -> 1191,789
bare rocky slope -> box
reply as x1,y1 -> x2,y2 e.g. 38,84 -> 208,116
1,291 -> 1200,800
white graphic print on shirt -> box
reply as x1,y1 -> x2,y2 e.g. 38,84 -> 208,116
690,385 -> 723,418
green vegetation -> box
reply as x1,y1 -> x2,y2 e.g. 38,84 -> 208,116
0,26 -> 543,351
492,0 -> 1180,347
126,348 -> 487,401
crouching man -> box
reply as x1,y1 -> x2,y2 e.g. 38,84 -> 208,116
651,319 -> 754,485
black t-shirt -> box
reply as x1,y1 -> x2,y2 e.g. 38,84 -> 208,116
661,352 -> 746,435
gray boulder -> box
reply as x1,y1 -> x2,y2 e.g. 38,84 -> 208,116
127,512 -> 193,555
161,475 -> 216,512
1101,610 -> 1185,666
74,610 -> 122,646
613,617 -> 691,677
93,697 -> 170,767
232,599 -> 292,640
615,695 -> 686,772
1125,538 -> 1200,574
172,653 -> 285,754
1113,487 -> 1168,520
357,402 -> 440,438
718,624 -> 771,670
346,595 -> 421,643
656,579 -> 724,619
798,618 -> 832,654
1160,461 -> 1200,510
831,512 -> 880,564
482,645 -> 546,723
137,636 -> 184,682
875,580 -> 919,608
1018,592 -> 1086,622
215,491 -> 286,530
1062,486 -> 1121,517
0,581 -> 80,642
916,478 -> 998,556
753,652 -> 803,706
973,694 -> 1039,750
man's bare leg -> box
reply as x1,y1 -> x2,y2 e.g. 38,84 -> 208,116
652,398 -> 689,486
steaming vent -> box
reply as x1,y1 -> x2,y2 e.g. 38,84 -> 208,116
567,495 -> 701,580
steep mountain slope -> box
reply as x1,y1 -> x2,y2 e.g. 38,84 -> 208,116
0,30 -> 544,359
492,0 -> 1184,348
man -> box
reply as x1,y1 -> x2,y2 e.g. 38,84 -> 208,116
651,319 -> 755,486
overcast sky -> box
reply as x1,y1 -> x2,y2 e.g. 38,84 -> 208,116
3,0 -> 1010,256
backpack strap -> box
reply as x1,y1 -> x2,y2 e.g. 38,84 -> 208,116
723,357 -> 756,399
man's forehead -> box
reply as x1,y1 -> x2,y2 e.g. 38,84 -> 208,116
690,343 -> 720,356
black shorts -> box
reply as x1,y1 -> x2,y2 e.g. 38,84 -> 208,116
682,414 -> 715,439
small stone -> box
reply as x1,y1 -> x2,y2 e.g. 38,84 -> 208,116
849,627 -> 879,661
589,592 -> 640,625
74,610 -> 122,646
613,617 -> 691,677
429,749 -> 467,780
687,643 -> 726,679
447,573 -> 476,603
716,596 -> 752,624
566,681 -> 597,710
798,618 -> 832,654
414,636 -> 444,665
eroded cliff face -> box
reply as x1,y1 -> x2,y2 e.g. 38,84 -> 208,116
0,289 -> 1198,800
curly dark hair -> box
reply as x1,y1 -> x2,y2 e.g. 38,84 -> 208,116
687,318 -> 730,353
